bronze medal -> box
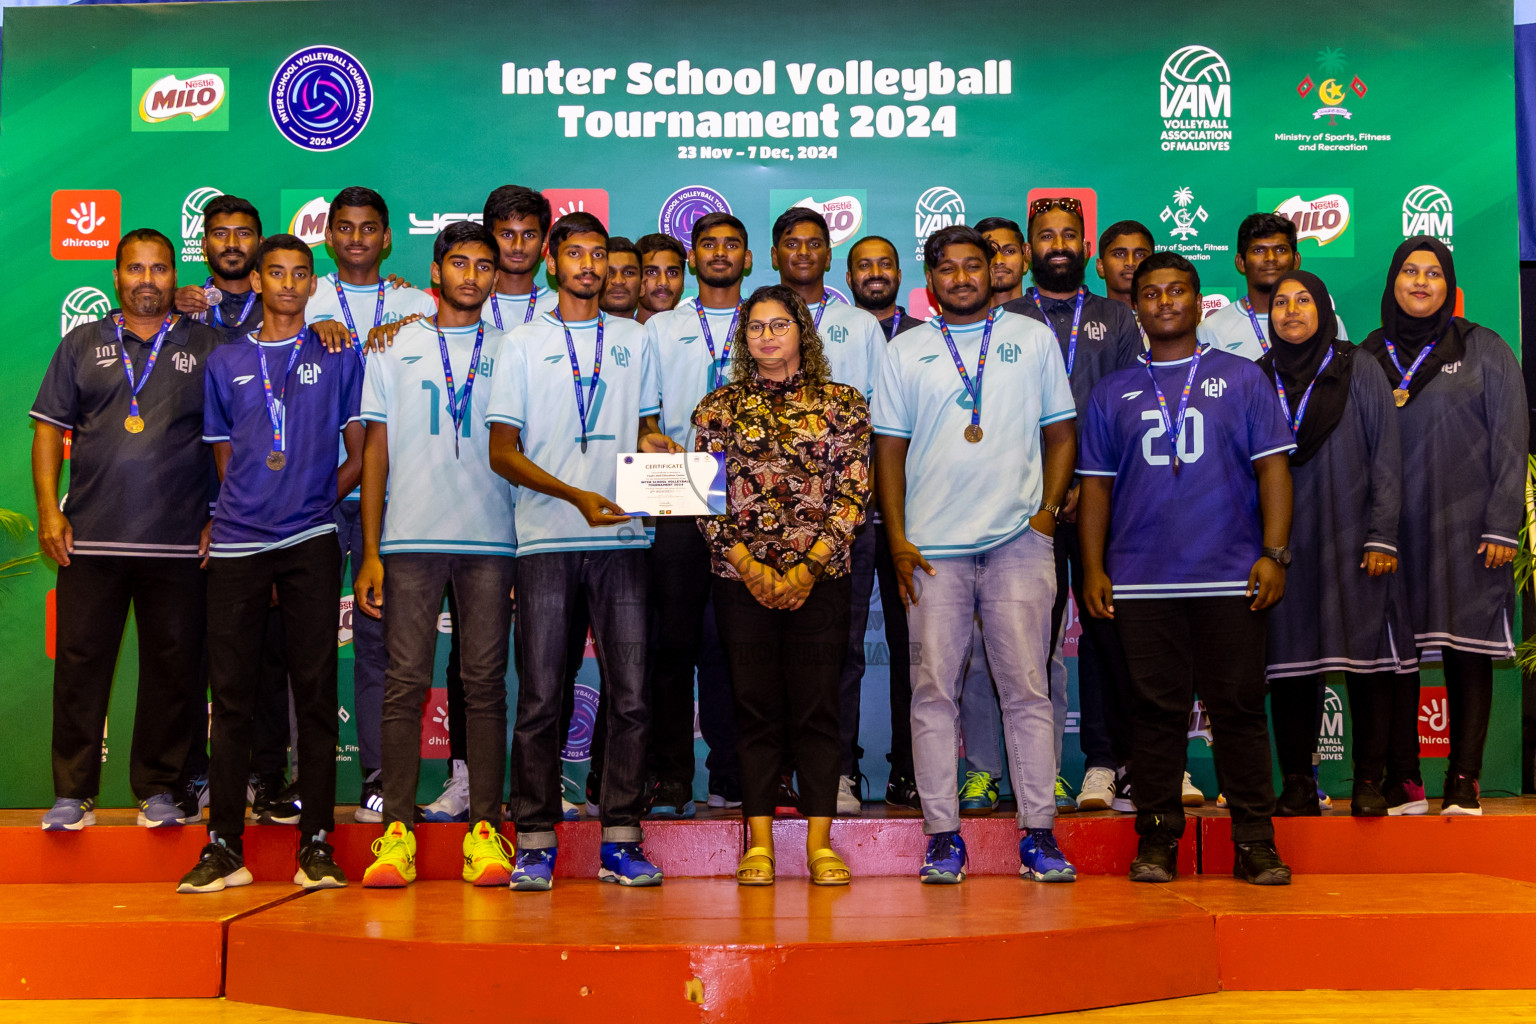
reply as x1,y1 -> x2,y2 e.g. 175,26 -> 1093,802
964,424 -> 983,443
123,415 -> 145,434
266,451 -> 287,471
1393,388 -> 1410,408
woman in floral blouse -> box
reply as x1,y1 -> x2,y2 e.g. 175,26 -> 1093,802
693,284 -> 871,886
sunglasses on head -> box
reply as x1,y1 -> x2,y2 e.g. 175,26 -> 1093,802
1028,196 -> 1084,218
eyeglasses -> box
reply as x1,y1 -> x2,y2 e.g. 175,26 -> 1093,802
745,318 -> 795,338
1028,196 -> 1084,218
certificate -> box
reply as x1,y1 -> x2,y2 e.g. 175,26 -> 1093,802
615,453 -> 728,516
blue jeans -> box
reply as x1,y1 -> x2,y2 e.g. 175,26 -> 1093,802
909,529 -> 1058,834
336,500 -> 386,777
513,550 -> 650,846
960,622 -> 1069,779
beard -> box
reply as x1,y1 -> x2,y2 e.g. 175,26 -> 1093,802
851,277 -> 895,310
939,285 -> 990,317
697,262 -> 742,289
1030,248 -> 1086,293
213,249 -> 257,281
125,287 -> 167,317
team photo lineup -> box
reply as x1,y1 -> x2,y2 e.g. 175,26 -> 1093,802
32,176 -> 1527,894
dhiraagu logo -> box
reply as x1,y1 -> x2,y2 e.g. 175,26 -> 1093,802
132,69 -> 228,131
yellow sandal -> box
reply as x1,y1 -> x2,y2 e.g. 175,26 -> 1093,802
808,847 -> 851,887
736,846 -> 775,886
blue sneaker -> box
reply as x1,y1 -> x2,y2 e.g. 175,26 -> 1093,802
137,792 -> 185,828
599,842 -> 664,887
1054,776 -> 1077,812
920,830 -> 967,884
1019,828 -> 1077,883
510,846 -> 557,892
41,797 -> 96,832
958,771 -> 999,815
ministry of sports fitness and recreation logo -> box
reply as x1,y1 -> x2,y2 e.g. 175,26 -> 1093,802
1158,45 -> 1231,152
132,69 -> 228,132
269,46 -> 373,151
1257,187 -> 1354,258
1403,185 -> 1454,249
179,187 -> 222,265
768,189 -> 868,251
658,185 -> 731,244
61,286 -> 110,337
1156,187 -> 1227,262
1296,48 -> 1367,126
913,186 -> 965,260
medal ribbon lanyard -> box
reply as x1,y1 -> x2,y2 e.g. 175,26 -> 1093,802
557,310 -> 604,454
116,314 -> 175,429
1383,335 -> 1438,396
1239,297 -> 1269,355
696,302 -> 741,390
1145,345 -> 1205,474
1272,348 -> 1335,436
1030,286 -> 1085,374
434,319 -> 486,460
257,331 -> 309,458
935,307 -> 997,442
335,279 -> 387,357
490,289 -> 540,331
207,276 -> 258,329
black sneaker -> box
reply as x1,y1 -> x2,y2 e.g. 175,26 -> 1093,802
176,775 -> 206,824
1350,778 -> 1388,817
773,774 -> 801,817
707,774 -> 743,810
1233,841 -> 1292,885
1276,774 -> 1322,817
647,778 -> 697,820
247,773 -> 284,820
355,770 -> 383,824
1441,773 -> 1482,816
1110,769 -> 1135,813
295,835 -> 348,889
177,838 -> 253,894
1383,776 -> 1429,815
884,773 -> 921,812
1128,831 -> 1179,883
583,771 -> 602,818
259,780 -> 302,826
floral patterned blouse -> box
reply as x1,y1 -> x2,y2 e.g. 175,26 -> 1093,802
693,369 -> 871,581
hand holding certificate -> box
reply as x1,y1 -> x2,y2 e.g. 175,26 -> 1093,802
615,453 -> 728,516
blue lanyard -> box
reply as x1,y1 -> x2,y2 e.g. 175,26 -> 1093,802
1030,286 -> 1085,375
813,294 -> 830,328
433,319 -> 486,460
255,331 -> 308,454
887,308 -> 902,338
1145,345 -> 1206,475
1382,335 -> 1438,395
207,277 -> 257,329
334,278 -> 386,357
934,306 -> 997,442
1239,297 -> 1269,354
696,301 -> 740,390
490,289 -> 540,331
556,311 -> 604,454
1272,347 -> 1334,436
114,314 -> 175,422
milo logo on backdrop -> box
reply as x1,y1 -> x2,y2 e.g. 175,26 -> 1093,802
132,68 -> 229,132
769,189 -> 868,251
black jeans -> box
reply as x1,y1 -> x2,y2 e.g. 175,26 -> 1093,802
647,517 -> 738,786
183,605 -> 296,781
380,553 -> 514,829
1050,522 -> 1134,769
206,535 -> 340,840
872,522 -> 914,779
1270,673 -> 1325,778
512,550 -> 649,845
336,500 -> 385,777
52,555 -> 205,801
838,525 -> 876,777
714,574 -> 851,818
1116,596 -> 1275,843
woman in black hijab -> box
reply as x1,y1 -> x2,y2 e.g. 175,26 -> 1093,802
1360,237 -> 1526,816
1259,270 -> 1414,817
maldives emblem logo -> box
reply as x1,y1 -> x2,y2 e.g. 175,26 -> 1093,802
1296,47 -> 1367,125
132,69 -> 228,132
1160,187 -> 1208,241
269,46 -> 373,151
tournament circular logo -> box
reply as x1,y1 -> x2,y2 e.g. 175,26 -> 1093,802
561,683 -> 601,762
658,185 -> 731,244
269,45 -> 373,152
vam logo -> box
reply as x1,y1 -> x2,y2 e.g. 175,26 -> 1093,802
914,186 -> 965,260
180,187 -> 222,265
1402,185 -> 1453,249
1159,45 -> 1232,152
132,69 -> 229,132
61,287 -> 110,337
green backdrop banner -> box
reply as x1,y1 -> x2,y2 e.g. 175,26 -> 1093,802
0,0 -> 1519,807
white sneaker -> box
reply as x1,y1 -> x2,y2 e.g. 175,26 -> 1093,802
1077,766 -> 1116,811
1181,772 -> 1205,807
836,775 -> 861,815
421,760 -> 470,823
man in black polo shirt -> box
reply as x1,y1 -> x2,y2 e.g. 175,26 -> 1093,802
175,195 -> 264,340
32,228 -> 224,831
1000,197 -> 1146,814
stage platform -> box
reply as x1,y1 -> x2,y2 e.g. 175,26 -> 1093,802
3,802 -> 1536,1022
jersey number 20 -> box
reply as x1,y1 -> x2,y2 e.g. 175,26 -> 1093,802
1139,408 -> 1204,467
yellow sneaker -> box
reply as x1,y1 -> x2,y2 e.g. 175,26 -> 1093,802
462,820 -> 514,887
363,821 -> 417,887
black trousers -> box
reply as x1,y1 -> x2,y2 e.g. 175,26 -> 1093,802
1116,596 -> 1275,843
206,535 -> 341,840
1270,673 -> 1325,778
872,523 -> 914,778
184,605 -> 293,781
1049,522 -> 1134,769
1345,671 -> 1417,784
714,574 -> 851,819
52,555 -> 205,801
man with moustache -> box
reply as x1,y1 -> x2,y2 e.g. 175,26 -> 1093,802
637,233 -> 687,324
999,197 -> 1149,813
33,229 -> 224,831
483,185 -> 559,330
846,234 -> 922,810
1095,220 -> 1156,310
637,211 -> 751,817
601,236 -> 642,319
977,216 -> 1026,306
175,195 -> 265,340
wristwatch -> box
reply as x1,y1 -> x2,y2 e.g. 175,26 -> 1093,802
800,557 -> 826,579
1040,503 -> 1062,520
1262,546 -> 1291,567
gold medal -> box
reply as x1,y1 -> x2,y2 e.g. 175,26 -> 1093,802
266,451 -> 287,471
964,424 -> 983,443
1393,388 -> 1410,408
123,415 -> 145,434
